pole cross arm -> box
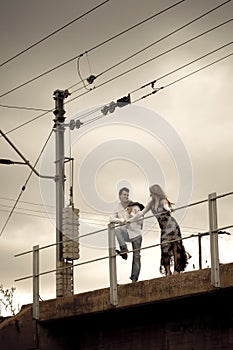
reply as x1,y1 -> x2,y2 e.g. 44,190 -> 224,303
0,129 -> 54,180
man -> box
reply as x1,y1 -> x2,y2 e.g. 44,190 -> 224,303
109,187 -> 143,283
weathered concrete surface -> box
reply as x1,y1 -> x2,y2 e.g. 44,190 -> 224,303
39,262 -> 233,321
0,305 -> 37,349
0,263 -> 233,349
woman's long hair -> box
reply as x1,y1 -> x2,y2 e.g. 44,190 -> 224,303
149,184 -> 174,208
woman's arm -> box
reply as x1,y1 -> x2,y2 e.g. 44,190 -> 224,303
127,201 -> 152,223
161,199 -> 171,212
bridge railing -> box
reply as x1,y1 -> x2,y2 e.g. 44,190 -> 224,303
14,191 -> 233,319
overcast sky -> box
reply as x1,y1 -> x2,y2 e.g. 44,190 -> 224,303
0,0 -> 233,315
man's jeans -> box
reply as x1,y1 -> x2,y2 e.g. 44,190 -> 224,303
115,226 -> 142,281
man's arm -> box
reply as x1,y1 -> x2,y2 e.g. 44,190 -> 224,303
109,213 -> 125,224
109,205 -> 125,224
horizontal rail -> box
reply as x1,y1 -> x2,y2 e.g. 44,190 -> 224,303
14,224 -> 232,283
14,191 -> 233,257
15,227 -> 108,257
215,191 -> 233,200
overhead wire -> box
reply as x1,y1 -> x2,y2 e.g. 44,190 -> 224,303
0,203 -> 54,215
3,39 -> 232,137
0,0 -> 111,69
1,38 -> 231,130
135,51 -> 233,102
0,128 -> 54,237
0,0 -> 186,99
67,20 -> 232,104
93,0 -> 232,81
2,109 -> 53,136
77,56 -> 92,91
148,42 -> 232,87
163,52 -> 233,89
0,208 -> 54,219
0,208 -> 54,220
0,104 -> 50,112
1,0 -> 228,114
1,8 -> 231,135
0,196 -> 48,207
71,46 -> 233,129
0,202 -> 217,233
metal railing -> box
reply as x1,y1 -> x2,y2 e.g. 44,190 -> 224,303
14,191 -> 233,320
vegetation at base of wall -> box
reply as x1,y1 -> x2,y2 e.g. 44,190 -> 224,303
0,284 -> 17,316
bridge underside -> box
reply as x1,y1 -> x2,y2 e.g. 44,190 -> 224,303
39,287 -> 233,350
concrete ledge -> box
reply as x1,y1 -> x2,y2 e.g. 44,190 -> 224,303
39,262 -> 233,322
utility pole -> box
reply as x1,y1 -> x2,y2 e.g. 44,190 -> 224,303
53,89 -> 73,298
1,90 -> 79,298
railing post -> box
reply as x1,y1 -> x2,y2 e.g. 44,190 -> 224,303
208,192 -> 220,287
108,224 -> 118,306
33,245 -> 40,320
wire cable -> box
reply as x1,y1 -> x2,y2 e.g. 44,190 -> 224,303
5,40 -> 230,137
0,196 -> 48,207
0,208 -> 54,220
0,0 -> 110,69
2,109 -> 53,136
95,0 -> 232,80
0,104 -> 50,112
0,0 -> 186,99
0,203 -> 54,216
67,36 -> 233,111
0,128 -> 54,237
1,7 -> 230,136
162,52 -> 233,89
6,0 -> 226,102
74,47 -> 233,129
77,56 -> 92,91
132,42 -> 233,96
0,26 -> 232,128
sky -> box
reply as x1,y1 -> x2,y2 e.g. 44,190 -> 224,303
0,0 -> 233,315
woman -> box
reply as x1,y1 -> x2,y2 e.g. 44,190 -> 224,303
127,184 -> 190,276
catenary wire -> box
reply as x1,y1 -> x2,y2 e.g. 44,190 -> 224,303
74,48 -> 233,128
0,0 -> 111,69
0,104 -> 50,112
0,0 -> 187,115
0,208 -> 54,220
94,0 -> 232,80
1,1 -> 231,115
4,40 -> 231,137
61,1 -> 233,95
69,19 -> 232,101
0,196 -> 54,207
2,109 -> 53,136
132,42 -> 233,94
0,203 -> 54,216
147,52 -> 233,94
0,0 -> 186,99
1,32 -> 231,118
1,30 -> 232,134
0,0 -> 230,127
70,0 -> 232,94
0,128 -> 54,237
2,18 -> 231,134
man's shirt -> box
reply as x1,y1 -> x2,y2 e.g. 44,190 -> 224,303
110,203 -> 143,239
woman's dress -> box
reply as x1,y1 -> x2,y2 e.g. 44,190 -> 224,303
151,201 -> 190,274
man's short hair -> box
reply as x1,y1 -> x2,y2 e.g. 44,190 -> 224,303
119,187 -> 129,196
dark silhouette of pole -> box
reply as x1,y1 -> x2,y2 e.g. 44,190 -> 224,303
53,89 -> 70,297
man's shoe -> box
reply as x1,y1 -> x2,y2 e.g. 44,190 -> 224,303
131,279 -> 137,283
115,249 -> 128,260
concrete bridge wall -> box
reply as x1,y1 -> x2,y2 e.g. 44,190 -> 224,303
0,263 -> 233,349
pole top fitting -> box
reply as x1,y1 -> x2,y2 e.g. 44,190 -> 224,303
53,89 -> 71,100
